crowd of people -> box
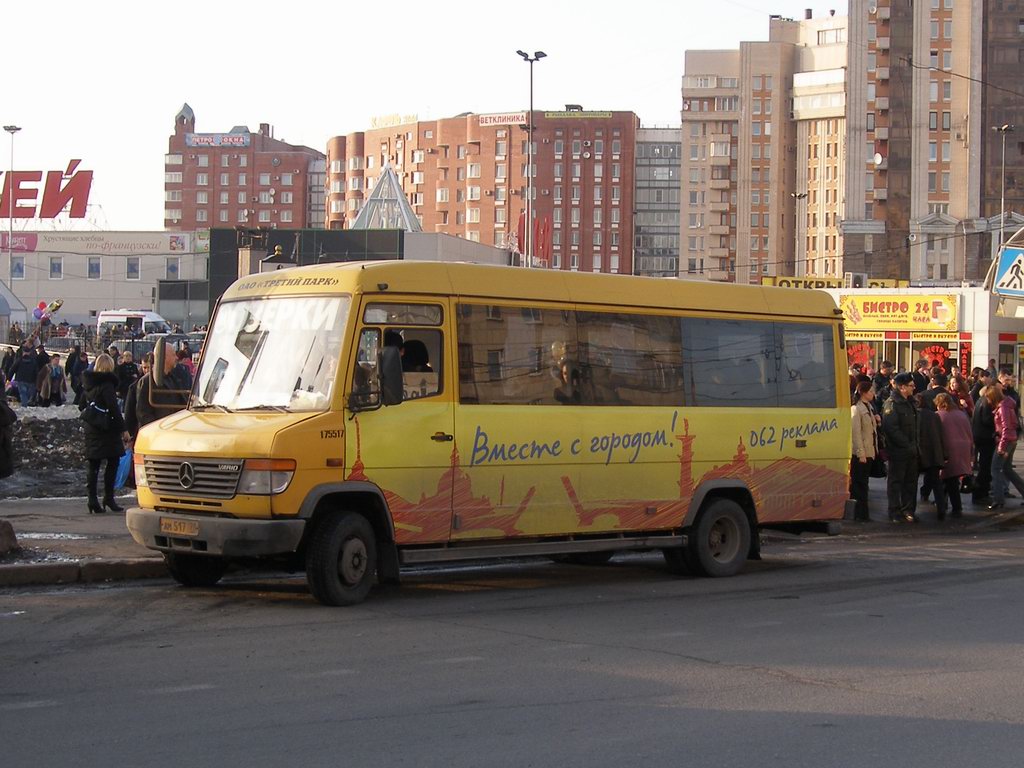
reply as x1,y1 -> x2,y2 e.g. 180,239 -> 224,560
849,358 -> 1023,523
1,337 -> 193,510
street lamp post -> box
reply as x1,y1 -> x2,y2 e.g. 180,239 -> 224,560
3,125 -> 21,290
516,49 -> 546,268
994,124 -> 1015,250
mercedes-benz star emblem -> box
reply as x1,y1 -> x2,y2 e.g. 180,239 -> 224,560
178,462 -> 195,489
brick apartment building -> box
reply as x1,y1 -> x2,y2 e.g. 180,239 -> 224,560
325,109 -> 639,274
164,104 -> 326,232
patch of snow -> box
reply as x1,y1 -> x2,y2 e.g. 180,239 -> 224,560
10,403 -> 82,421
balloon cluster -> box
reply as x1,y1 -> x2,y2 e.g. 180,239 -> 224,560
32,298 -> 64,322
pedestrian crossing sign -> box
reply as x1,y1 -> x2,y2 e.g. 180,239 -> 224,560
994,247 -> 1024,297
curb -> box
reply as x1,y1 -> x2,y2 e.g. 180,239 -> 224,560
0,558 -> 167,588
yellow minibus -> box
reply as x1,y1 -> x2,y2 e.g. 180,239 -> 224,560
127,261 -> 851,605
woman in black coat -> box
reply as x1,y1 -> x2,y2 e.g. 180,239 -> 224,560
80,354 -> 128,513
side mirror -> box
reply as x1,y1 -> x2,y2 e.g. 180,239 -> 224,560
153,337 -> 166,387
379,345 -> 404,407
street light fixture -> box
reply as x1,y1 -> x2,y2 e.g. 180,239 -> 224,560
3,124 -> 20,290
516,49 -> 546,268
994,124 -> 1015,250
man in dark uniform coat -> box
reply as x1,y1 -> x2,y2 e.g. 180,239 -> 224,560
882,372 -> 920,523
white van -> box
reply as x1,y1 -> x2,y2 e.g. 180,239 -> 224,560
96,309 -> 171,344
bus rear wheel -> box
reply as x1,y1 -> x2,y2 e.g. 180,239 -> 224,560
686,499 -> 751,578
164,552 -> 227,588
306,512 -> 377,606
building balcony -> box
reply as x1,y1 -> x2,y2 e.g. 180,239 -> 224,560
876,5 -> 890,19
876,36 -> 890,50
709,178 -> 731,190
876,67 -> 889,80
710,201 -> 729,212
710,155 -> 731,166
875,126 -> 889,140
875,97 -> 889,111
709,224 -> 730,235
705,269 -> 733,282
873,188 -> 888,201
707,247 -> 729,258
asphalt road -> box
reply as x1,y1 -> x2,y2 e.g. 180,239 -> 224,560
2,529 -> 1024,768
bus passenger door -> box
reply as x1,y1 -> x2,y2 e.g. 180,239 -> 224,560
344,299 -> 454,546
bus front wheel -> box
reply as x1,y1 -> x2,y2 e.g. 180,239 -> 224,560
164,552 -> 227,588
686,499 -> 751,578
306,512 -> 377,606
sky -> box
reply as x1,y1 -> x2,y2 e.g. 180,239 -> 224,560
5,0 -> 843,231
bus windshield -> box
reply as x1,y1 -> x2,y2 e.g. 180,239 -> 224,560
193,295 -> 349,412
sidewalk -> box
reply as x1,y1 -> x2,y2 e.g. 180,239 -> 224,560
0,478 -> 1021,589
0,495 -> 166,587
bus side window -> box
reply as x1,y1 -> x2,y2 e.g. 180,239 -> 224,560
395,328 -> 443,400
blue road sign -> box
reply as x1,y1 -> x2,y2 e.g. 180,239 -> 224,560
994,246 -> 1024,297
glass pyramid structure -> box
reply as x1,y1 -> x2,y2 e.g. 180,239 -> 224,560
350,162 -> 423,232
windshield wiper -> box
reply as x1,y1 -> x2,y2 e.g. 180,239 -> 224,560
192,402 -> 230,412
234,404 -> 291,413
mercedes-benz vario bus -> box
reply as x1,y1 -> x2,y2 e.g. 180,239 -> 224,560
127,261 -> 851,605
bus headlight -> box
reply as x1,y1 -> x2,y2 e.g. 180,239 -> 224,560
237,459 -> 296,495
134,453 -> 148,487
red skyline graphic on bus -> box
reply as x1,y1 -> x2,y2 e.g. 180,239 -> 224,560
346,417 -> 848,545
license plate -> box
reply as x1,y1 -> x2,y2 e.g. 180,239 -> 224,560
160,517 -> 200,537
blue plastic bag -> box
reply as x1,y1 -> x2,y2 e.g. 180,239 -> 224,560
114,448 -> 133,491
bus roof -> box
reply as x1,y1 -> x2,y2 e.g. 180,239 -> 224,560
224,261 -> 840,320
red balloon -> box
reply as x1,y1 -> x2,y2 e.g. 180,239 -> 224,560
37,301 -> 47,310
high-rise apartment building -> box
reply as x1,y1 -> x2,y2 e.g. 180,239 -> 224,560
844,0 -> 985,282
325,110 -> 639,274
681,53 -> 741,281
682,13 -> 843,283
165,104 -> 326,232
682,6 -> 1003,285
634,128 -> 681,277
981,3 -> 1024,260
791,15 -> 849,278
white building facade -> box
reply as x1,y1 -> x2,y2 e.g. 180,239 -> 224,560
1,230 -> 207,328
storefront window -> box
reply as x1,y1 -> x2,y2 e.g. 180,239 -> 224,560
913,341 -> 956,374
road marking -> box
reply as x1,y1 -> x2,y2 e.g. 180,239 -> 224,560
150,684 -> 216,694
0,700 -> 59,711
294,669 -> 357,679
0,611 -> 27,617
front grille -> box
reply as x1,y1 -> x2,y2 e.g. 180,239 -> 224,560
145,456 -> 242,499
